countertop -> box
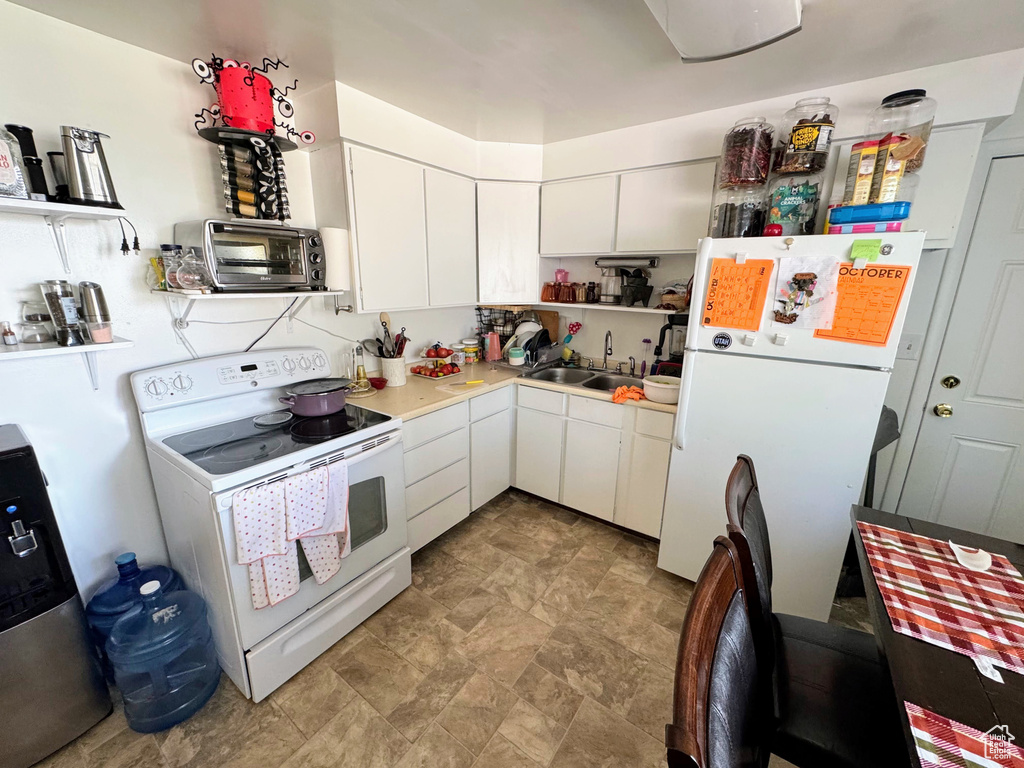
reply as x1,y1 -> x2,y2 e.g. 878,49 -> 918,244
360,363 -> 678,422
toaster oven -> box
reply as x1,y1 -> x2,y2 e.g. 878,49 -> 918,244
173,220 -> 326,291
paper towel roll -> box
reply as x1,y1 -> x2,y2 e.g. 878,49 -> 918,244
321,227 -> 351,291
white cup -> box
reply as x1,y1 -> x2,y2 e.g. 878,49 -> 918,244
381,356 -> 407,387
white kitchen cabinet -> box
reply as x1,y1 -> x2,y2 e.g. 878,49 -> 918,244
478,181 -> 540,304
347,145 -> 429,311
561,419 -> 621,521
615,161 -> 716,252
515,407 -> 563,502
471,409 -> 511,510
616,433 -> 671,538
540,176 -> 618,255
425,169 -> 478,306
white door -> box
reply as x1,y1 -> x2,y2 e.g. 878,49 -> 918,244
617,434 -> 671,538
477,181 -> 540,304
514,408 -> 562,502
540,175 -> 618,255
616,161 -> 716,252
425,169 -> 478,306
899,155 -> 1024,543
562,420 -> 620,521
347,146 -> 428,311
470,409 -> 511,510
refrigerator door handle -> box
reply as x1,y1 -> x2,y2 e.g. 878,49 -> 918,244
673,350 -> 697,450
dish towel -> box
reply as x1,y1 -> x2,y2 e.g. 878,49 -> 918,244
283,465 -> 329,540
612,385 -> 646,404
233,480 -> 300,609
299,461 -> 351,585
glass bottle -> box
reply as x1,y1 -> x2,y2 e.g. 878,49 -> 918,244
0,125 -> 29,199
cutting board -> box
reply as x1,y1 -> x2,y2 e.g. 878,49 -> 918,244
536,310 -> 559,346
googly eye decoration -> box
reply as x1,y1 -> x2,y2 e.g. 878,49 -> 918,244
192,58 -> 214,84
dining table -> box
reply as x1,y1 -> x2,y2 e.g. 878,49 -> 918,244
852,505 -> 1024,767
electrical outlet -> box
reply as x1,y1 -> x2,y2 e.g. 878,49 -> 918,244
896,333 -> 924,361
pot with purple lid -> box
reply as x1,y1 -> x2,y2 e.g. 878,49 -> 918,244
279,378 -> 352,416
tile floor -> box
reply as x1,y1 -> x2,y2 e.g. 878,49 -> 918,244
37,489 -> 870,768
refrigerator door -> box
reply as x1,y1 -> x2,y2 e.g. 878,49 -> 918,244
659,351 -> 889,621
687,232 -> 925,369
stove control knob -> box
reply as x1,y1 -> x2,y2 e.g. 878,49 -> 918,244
298,355 -> 311,371
309,252 -> 323,264
308,234 -> 322,248
312,353 -> 326,369
171,374 -> 193,392
311,269 -> 324,281
145,378 -> 168,397
282,357 -> 296,374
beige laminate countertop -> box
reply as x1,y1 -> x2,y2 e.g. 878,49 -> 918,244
360,363 -> 677,422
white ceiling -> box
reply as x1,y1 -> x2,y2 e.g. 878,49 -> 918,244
14,0 -> 1024,143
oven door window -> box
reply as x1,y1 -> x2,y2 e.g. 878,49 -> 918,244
211,235 -> 305,280
295,476 -> 388,583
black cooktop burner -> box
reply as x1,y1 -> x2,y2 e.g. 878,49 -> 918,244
163,405 -> 392,476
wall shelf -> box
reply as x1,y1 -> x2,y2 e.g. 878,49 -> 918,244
0,337 -> 134,390
0,197 -> 125,274
153,289 -> 354,329
534,302 -> 680,315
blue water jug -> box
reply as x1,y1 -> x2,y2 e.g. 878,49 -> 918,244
105,581 -> 220,733
86,552 -> 183,680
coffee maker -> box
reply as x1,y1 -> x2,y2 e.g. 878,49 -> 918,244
653,314 -> 688,376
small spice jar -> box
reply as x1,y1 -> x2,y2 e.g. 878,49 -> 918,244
718,117 -> 774,187
462,338 -> 480,364
450,343 -> 466,365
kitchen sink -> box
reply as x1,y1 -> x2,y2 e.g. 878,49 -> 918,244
581,373 -> 642,391
525,368 -> 596,384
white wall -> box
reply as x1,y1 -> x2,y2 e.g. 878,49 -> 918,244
0,2 -> 478,597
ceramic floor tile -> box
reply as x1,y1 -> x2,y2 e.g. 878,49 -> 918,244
271,659 -> 358,739
401,618 -> 468,673
497,698 -> 566,766
439,531 -> 510,575
74,700 -> 133,756
635,621 -> 681,671
436,672 -> 517,755
528,601 -> 564,627
363,586 -> 449,657
84,731 -> 166,768
539,547 -> 617,615
513,663 -> 584,729
532,537 -> 586,579
472,734 -> 542,768
457,602 -> 553,686
548,698 -> 665,768
576,571 -> 665,650
387,653 -> 478,742
625,663 -> 675,741
280,696 -> 411,768
653,596 -> 689,634
330,634 -> 426,717
412,548 -> 490,609
319,625 -> 373,668
645,568 -> 695,603
488,526 -> 554,564
33,743 -> 86,768
568,518 -> 623,551
394,723 -> 474,768
445,588 -> 503,634
534,620 -> 648,716
479,555 -> 553,611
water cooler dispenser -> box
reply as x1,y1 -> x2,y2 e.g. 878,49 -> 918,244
0,425 -> 111,768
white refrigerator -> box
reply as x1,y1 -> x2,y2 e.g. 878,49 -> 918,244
658,232 -> 925,621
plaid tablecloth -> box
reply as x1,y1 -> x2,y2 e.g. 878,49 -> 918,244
906,702 -> 1024,767
857,522 -> 1024,674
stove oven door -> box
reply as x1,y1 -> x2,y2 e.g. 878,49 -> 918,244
213,430 -> 407,652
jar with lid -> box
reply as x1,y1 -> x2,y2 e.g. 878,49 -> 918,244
175,248 -> 212,290
160,244 -> 184,290
40,280 -> 85,346
865,89 -> 936,173
718,117 -> 774,187
0,125 -> 29,199
541,282 -> 556,302
773,97 -> 839,175
585,282 -> 598,303
710,185 -> 768,238
462,338 -> 480,364
765,174 -> 824,236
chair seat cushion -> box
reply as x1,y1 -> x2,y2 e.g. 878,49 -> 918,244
771,616 -> 910,768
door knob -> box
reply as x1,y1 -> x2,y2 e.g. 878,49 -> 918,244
933,403 -> 953,418
941,375 -> 961,389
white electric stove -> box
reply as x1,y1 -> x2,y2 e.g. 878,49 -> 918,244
131,347 -> 411,702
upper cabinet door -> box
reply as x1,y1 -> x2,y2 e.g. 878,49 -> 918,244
348,145 -> 429,311
615,161 -> 716,252
425,169 -> 478,306
540,176 -> 618,255
477,182 -> 540,304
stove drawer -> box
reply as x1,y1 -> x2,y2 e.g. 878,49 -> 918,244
405,458 -> 469,519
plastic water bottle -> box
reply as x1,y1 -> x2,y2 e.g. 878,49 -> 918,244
86,552 -> 183,681
105,581 -> 220,733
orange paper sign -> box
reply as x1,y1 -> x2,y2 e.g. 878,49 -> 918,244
701,258 -> 774,332
814,263 -> 912,346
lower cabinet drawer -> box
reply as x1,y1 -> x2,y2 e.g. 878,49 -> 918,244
407,487 -> 471,552
403,401 -> 469,451
404,427 -> 468,486
405,458 -> 469,519
635,409 -> 675,440
568,395 -> 623,429
469,386 -> 511,422
517,385 -> 566,415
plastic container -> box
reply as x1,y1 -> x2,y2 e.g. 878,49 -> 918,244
710,185 -> 768,237
866,89 -> 936,173
827,201 -> 911,224
642,375 -> 681,404
86,552 -> 184,681
765,174 -> 824,236
773,97 -> 839,175
827,221 -> 904,235
508,347 -> 525,366
106,581 -> 220,733
718,117 -> 774,187
462,338 -> 480,364
450,343 -> 466,365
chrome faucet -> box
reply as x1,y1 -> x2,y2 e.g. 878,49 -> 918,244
603,330 -> 612,371
629,356 -> 636,376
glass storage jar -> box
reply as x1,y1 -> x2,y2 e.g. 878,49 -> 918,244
773,97 -> 839,175
718,117 -> 774,187
710,185 -> 768,238
865,89 -> 936,173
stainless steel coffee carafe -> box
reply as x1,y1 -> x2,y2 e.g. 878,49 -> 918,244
599,267 -> 622,305
60,126 -> 121,209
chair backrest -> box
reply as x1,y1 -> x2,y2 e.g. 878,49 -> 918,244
667,536 -> 770,768
724,455 -> 773,622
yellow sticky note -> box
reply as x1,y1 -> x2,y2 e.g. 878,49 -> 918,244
851,239 -> 882,263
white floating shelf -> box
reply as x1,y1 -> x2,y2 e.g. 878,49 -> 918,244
0,197 -> 125,274
0,337 -> 134,390
535,302 -> 681,315
153,289 -> 354,329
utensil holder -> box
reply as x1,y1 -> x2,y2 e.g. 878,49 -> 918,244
381,356 -> 407,387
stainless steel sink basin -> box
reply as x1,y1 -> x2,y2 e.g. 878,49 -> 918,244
525,368 -> 595,384
581,373 -> 642,391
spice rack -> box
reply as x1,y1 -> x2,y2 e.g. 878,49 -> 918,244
0,197 -> 124,274
0,337 -> 134,390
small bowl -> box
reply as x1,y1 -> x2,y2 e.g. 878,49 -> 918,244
368,377 -> 388,390
643,375 -> 681,404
